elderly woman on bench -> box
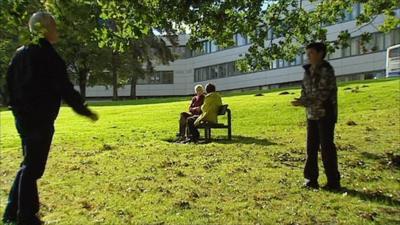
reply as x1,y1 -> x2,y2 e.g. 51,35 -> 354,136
176,84 -> 205,142
184,83 -> 222,143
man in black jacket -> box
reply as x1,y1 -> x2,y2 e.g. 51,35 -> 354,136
2,12 -> 98,225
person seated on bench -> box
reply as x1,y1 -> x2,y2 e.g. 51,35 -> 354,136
176,84 -> 205,141
185,83 -> 222,143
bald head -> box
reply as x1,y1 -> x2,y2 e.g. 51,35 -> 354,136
29,12 -> 59,44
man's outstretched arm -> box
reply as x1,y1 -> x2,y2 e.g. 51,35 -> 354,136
51,57 -> 98,120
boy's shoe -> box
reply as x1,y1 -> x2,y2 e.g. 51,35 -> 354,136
303,180 -> 319,189
17,216 -> 43,225
322,183 -> 341,192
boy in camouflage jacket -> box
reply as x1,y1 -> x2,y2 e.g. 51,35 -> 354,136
292,42 -> 341,190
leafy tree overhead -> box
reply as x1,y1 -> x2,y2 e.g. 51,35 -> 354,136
181,0 -> 400,71
96,0 -> 399,72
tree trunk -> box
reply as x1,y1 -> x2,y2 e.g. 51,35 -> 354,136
130,77 -> 137,99
111,52 -> 118,101
78,70 -> 88,99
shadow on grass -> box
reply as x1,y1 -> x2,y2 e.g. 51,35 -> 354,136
360,151 -> 400,168
213,135 -> 277,146
163,135 -> 277,147
327,187 -> 400,207
360,151 -> 384,160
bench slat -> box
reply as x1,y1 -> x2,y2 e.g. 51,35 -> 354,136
218,104 -> 229,115
198,123 -> 228,128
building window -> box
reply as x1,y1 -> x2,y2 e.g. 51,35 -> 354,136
227,62 -> 238,76
329,48 -> 342,60
137,71 -> 174,84
161,71 -> 174,84
170,46 -> 190,59
191,48 -> 202,57
194,69 -> 201,82
203,41 -> 210,54
343,40 -> 351,57
267,28 -> 273,40
351,37 -> 361,56
393,29 -> 400,45
210,41 -> 218,52
236,34 -> 248,46
194,61 -> 242,82
351,4 -> 360,20
302,53 -> 309,64
209,65 -> 218,80
338,3 -> 360,23
271,60 -> 278,69
375,33 -> 385,51
201,67 -> 209,81
359,3 -> 364,14
277,59 -> 284,68
218,64 -> 227,78
385,32 -> 393,49
283,60 -> 290,67
291,54 -> 303,66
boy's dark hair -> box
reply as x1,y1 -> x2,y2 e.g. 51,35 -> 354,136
206,83 -> 216,93
306,42 -> 327,59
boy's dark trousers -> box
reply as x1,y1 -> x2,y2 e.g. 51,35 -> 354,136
3,118 -> 54,221
304,116 -> 340,186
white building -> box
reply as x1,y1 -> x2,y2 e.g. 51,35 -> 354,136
83,3 -> 400,98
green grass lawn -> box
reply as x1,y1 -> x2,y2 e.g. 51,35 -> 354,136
0,78 -> 399,225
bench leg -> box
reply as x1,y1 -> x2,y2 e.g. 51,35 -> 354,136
228,127 -> 232,140
204,128 -> 211,141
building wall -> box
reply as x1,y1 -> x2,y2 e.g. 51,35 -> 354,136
83,50 -> 387,97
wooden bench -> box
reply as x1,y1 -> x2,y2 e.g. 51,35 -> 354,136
197,104 -> 232,141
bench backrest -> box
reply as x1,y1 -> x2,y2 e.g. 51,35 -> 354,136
218,104 -> 229,115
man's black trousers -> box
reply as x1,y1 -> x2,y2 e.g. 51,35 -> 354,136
3,118 -> 54,220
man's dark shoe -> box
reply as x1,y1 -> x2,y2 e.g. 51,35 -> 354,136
303,180 -> 319,189
322,183 -> 341,192
17,216 -> 43,225
2,218 -> 17,225
3,214 -> 17,224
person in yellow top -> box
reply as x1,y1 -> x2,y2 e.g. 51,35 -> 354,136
185,83 -> 222,143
